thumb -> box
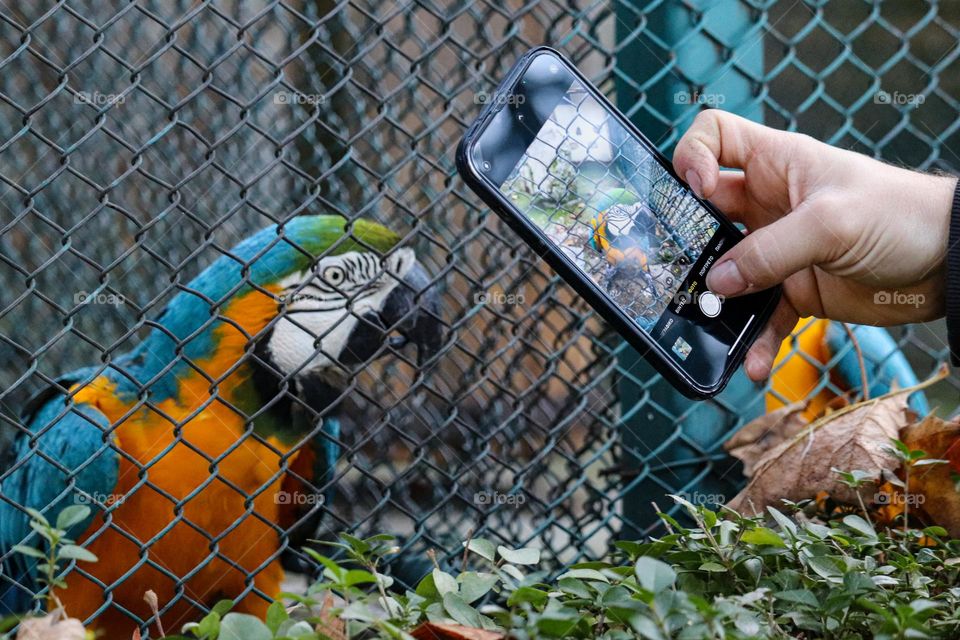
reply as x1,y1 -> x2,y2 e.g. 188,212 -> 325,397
706,208 -> 826,296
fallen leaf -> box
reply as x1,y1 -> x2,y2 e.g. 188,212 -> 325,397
727,394 -> 912,515
724,402 -> 808,477
315,592 -> 346,640
16,613 -> 87,640
411,622 -> 505,640
900,414 -> 960,536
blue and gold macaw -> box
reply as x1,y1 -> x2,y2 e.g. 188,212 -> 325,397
0,215 -> 441,635
768,318 -> 929,418
587,188 -> 653,268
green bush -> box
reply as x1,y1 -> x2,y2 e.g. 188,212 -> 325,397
10,497 -> 960,639
167,496 -> 960,640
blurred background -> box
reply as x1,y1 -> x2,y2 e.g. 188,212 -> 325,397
0,0 -> 957,603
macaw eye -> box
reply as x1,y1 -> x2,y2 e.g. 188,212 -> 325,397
322,266 -> 346,286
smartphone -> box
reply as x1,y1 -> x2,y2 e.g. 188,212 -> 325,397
456,47 -> 781,399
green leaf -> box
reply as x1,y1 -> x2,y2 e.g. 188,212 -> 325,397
497,545 -> 541,565
634,557 -> 675,593
775,589 -> 819,607
507,586 -> 549,607
558,577 -> 593,599
458,571 -> 498,603
344,569 -> 378,586
741,527 -> 786,547
195,611 -> 221,638
701,508 -> 718,529
558,568 -> 608,583
806,555 -> 842,580
339,532 -> 369,553
465,538 -> 497,562
416,571 -> 438,598
500,564 -> 525,582
25,508 -> 49,527
55,505 -> 90,531
218,612 -> 271,640
11,544 -> 45,559
913,458 -> 948,467
211,599 -> 236,617
58,544 -> 98,563
698,562 -> 726,572
842,514 -> 876,538
766,508 -> 798,536
536,614 -> 584,638
442,592 -> 482,628
265,600 -> 288,635
433,568 -> 458,596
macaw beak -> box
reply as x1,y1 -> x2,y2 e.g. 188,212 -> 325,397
340,259 -> 443,369
379,259 -> 443,367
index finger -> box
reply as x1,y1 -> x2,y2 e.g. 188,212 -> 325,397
672,110 -> 781,198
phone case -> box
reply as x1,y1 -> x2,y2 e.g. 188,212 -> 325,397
456,46 -> 781,399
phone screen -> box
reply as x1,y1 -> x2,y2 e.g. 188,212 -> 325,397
474,52 -> 768,387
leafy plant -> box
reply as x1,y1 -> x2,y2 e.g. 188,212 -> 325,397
13,497 -> 960,639
11,505 -> 98,611
154,498 -> 960,639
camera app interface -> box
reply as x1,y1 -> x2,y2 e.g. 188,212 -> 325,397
495,61 -> 760,380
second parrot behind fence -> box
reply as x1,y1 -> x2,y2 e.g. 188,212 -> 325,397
0,215 -> 442,635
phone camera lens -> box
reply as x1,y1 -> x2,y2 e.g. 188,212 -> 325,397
482,161 -> 491,171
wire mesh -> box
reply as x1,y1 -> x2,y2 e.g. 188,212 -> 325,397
0,0 -> 956,635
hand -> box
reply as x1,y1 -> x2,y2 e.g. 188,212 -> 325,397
672,110 -> 954,382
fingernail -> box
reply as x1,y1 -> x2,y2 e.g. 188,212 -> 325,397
685,169 -> 703,197
707,260 -> 747,295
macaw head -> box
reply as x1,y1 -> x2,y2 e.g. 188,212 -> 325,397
139,215 -> 442,407
259,237 -> 440,379
603,203 -> 637,237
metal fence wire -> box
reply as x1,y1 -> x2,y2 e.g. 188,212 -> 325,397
0,0 -> 958,634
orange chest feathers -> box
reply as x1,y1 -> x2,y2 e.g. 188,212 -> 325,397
61,288 -> 295,632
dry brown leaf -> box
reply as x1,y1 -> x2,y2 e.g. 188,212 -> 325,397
315,592 -> 346,640
724,402 -> 808,477
727,394 -> 913,515
411,622 -> 505,640
16,613 -> 87,640
900,414 -> 960,536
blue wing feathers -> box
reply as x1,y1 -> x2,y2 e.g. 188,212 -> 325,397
0,396 -> 119,615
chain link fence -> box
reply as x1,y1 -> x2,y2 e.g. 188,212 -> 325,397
0,0 -> 957,634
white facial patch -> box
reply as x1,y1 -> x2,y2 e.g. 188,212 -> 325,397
606,204 -> 636,237
265,248 -> 414,376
